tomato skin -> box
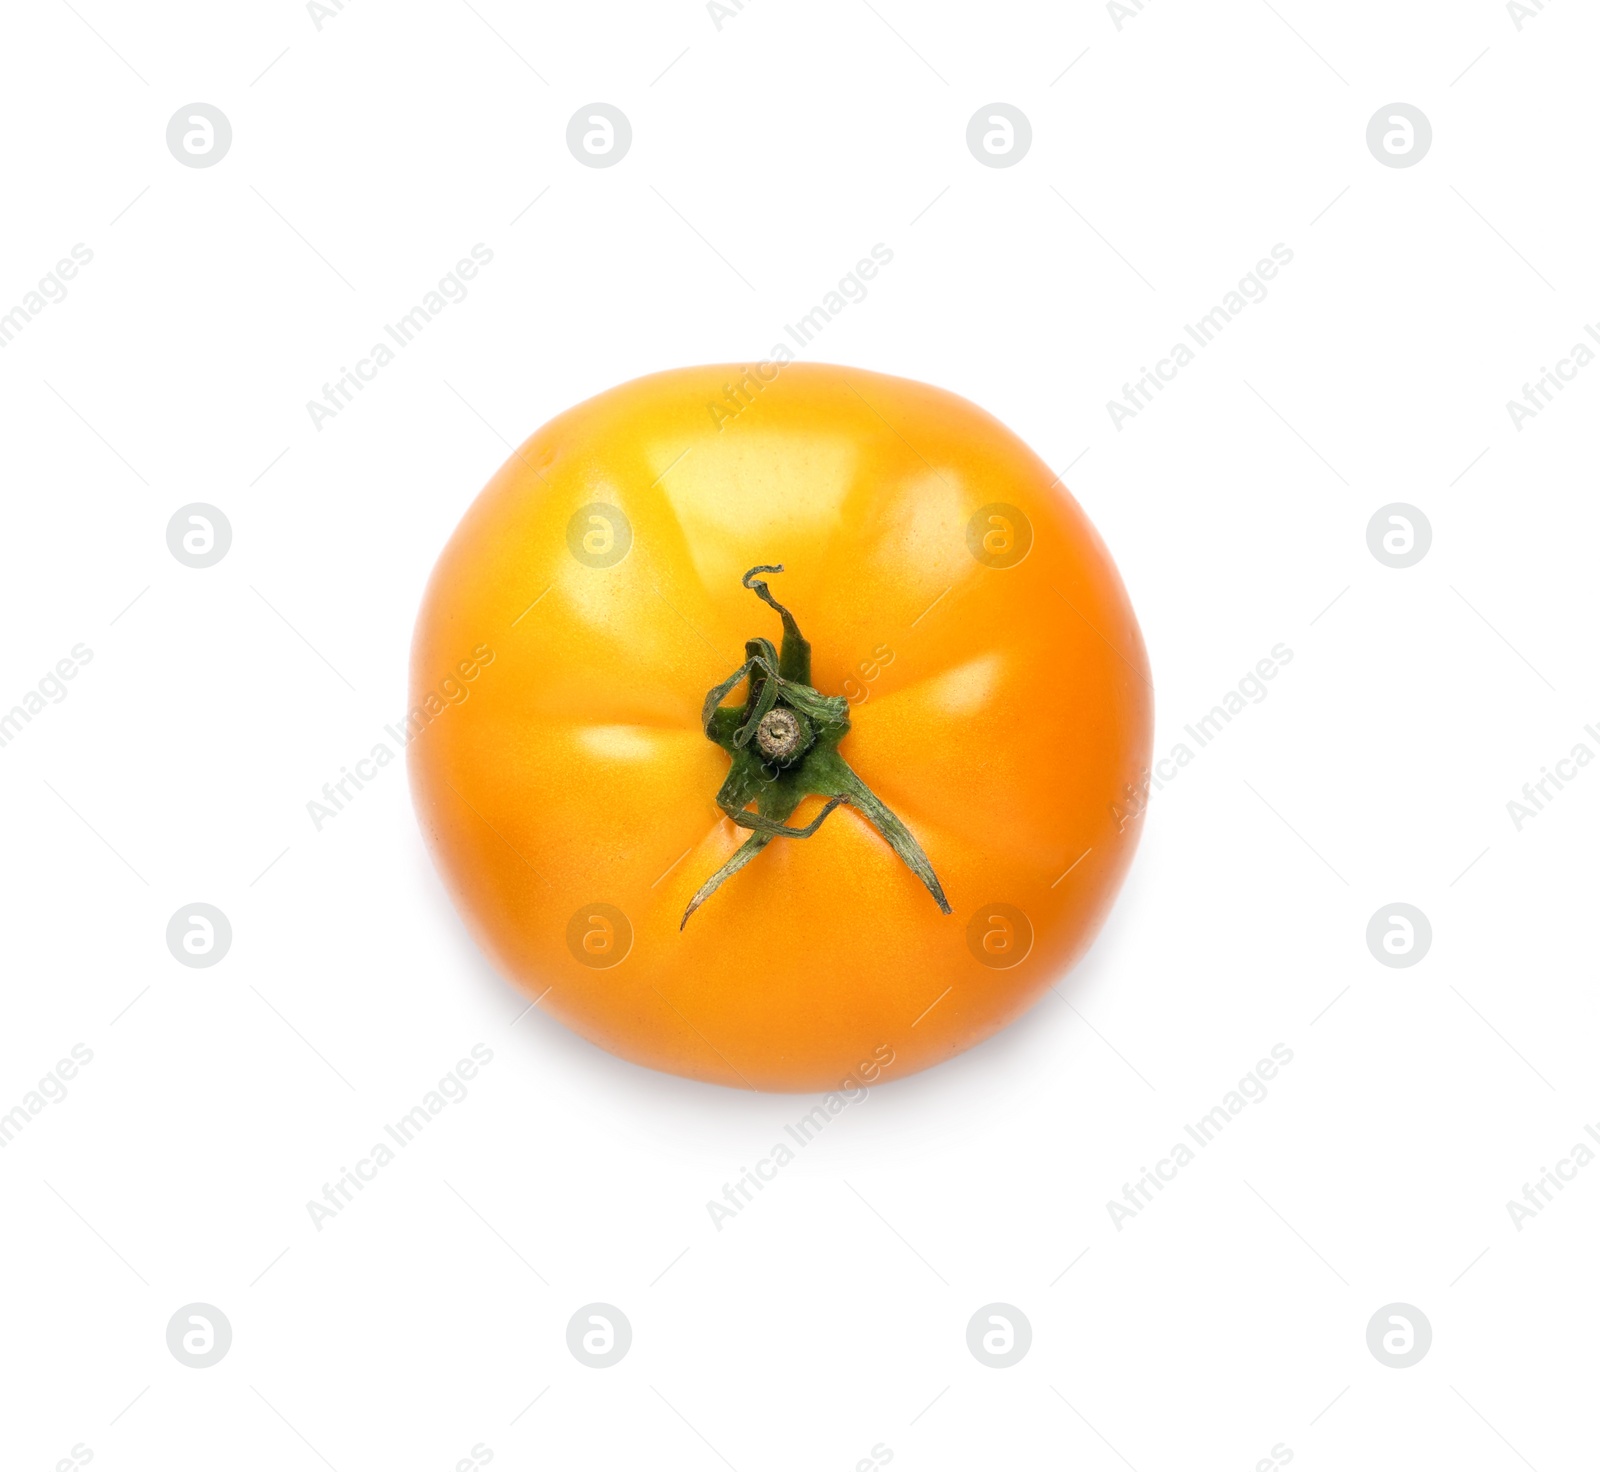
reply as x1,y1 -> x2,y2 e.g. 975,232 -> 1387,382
410,363 -> 1151,1091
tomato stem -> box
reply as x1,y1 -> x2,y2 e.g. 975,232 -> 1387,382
682,565 -> 952,929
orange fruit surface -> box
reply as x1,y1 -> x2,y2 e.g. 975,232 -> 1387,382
409,363 -> 1152,1091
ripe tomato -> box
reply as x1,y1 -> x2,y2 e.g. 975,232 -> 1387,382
409,364 -> 1151,1091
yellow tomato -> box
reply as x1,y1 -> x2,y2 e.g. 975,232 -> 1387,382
409,363 -> 1151,1091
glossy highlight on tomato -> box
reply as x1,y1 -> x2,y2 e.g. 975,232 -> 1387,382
409,363 -> 1152,1091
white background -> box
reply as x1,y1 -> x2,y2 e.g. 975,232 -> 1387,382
2,0 -> 1597,1467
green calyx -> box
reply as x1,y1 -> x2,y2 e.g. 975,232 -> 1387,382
682,564 -> 953,929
